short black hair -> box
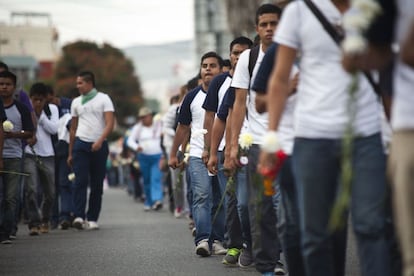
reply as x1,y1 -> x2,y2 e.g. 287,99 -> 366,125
200,51 -> 224,68
0,70 -> 17,86
223,59 -> 231,68
187,75 -> 200,91
255,4 -> 282,25
78,71 -> 96,87
230,36 -> 253,52
45,84 -> 54,96
29,82 -> 48,98
0,61 -> 9,71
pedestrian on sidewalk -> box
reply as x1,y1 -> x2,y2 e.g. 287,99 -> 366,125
127,107 -> 164,212
68,71 -> 115,230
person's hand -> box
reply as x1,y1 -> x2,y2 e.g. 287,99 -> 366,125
257,150 -> 277,175
168,156 -> 180,169
207,154 -> 218,175
91,140 -> 103,152
228,145 -> 241,170
202,149 -> 209,165
136,146 -> 143,153
26,136 -> 37,146
67,155 -> 73,167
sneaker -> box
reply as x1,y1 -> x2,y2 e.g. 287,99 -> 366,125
238,247 -> 254,268
72,217 -> 85,230
222,248 -> 241,265
274,260 -> 286,275
40,223 -> 49,233
212,240 -> 227,255
29,227 -> 40,236
191,227 -> 196,237
143,205 -> 151,212
0,234 -> 12,244
152,201 -> 163,211
9,234 -> 16,240
195,239 -> 211,257
174,207 -> 182,218
60,220 -> 71,230
87,221 -> 99,230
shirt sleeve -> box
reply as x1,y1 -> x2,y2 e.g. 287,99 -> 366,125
103,94 -> 115,112
252,43 -> 278,94
178,89 -> 197,126
273,2 -> 301,50
127,124 -> 140,150
216,88 -> 234,122
231,49 -> 251,90
202,74 -> 225,112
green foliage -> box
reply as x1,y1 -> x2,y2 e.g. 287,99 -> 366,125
54,41 -> 143,126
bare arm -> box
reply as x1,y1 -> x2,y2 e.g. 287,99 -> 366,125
168,123 -> 190,169
229,88 -> 247,169
67,116 -> 78,167
202,110 -> 215,164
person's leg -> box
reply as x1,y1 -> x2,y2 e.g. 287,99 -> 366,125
58,155 -> 73,223
236,165 -> 251,248
137,154 -> 153,208
2,159 -> 21,236
210,175 -> 225,243
188,156 -> 213,245
351,134 -> 391,275
38,157 -> 56,225
72,138 -> 91,220
292,138 -> 346,276
24,156 -> 42,229
86,141 -> 109,222
389,130 -> 414,276
149,154 -> 163,203
277,157 -> 305,276
248,145 -> 279,274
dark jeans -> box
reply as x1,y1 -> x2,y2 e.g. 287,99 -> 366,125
277,157 -> 305,276
248,145 -> 279,273
57,154 -> 73,222
293,134 -> 391,276
72,138 -> 108,221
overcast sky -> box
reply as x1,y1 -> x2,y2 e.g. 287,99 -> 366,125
0,0 -> 194,48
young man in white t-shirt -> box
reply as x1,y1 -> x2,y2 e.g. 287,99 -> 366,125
262,1 -> 391,275
68,71 -> 115,230
229,4 -> 283,276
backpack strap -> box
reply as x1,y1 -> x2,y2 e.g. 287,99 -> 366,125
248,45 -> 260,79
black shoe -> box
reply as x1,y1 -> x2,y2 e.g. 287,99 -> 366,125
0,234 -> 11,244
60,220 -> 71,230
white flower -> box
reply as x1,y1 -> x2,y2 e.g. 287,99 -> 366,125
343,12 -> 371,30
3,120 -> 14,132
68,173 -> 76,181
353,0 -> 382,21
191,128 -> 207,138
183,152 -> 190,164
261,131 -> 280,153
153,113 -> 162,122
342,34 -> 368,54
238,133 -> 253,150
239,156 -> 249,166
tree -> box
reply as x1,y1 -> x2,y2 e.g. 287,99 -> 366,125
54,41 -> 143,126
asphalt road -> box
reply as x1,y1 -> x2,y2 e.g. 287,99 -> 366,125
0,187 -> 360,276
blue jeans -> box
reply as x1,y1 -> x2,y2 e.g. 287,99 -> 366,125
188,156 -> 225,245
137,153 -> 163,207
276,157 -> 305,276
72,138 -> 108,221
293,133 -> 391,276
57,154 -> 73,222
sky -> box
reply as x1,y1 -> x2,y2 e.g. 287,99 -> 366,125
0,0 -> 194,48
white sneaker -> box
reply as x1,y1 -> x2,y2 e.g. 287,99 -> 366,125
195,239 -> 211,257
87,221 -> 99,230
212,240 -> 227,255
72,217 -> 84,230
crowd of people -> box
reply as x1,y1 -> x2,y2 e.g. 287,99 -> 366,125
0,1 -> 413,276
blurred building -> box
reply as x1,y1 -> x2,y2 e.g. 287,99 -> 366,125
0,12 -> 59,84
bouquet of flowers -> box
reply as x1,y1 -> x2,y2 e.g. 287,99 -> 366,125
3,120 -> 14,132
259,150 -> 288,196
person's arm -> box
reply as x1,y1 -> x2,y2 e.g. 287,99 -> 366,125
168,123 -> 190,169
207,116 -> 226,175
258,45 -> 297,170
202,110 -> 215,164
38,105 -> 59,135
229,88 -> 247,169
92,111 -> 114,152
67,116 -> 78,167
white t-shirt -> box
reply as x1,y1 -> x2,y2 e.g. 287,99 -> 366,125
231,46 -> 268,144
71,92 -> 115,142
391,1 -> 414,130
25,104 -> 59,157
127,121 -> 163,155
274,0 -> 381,139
